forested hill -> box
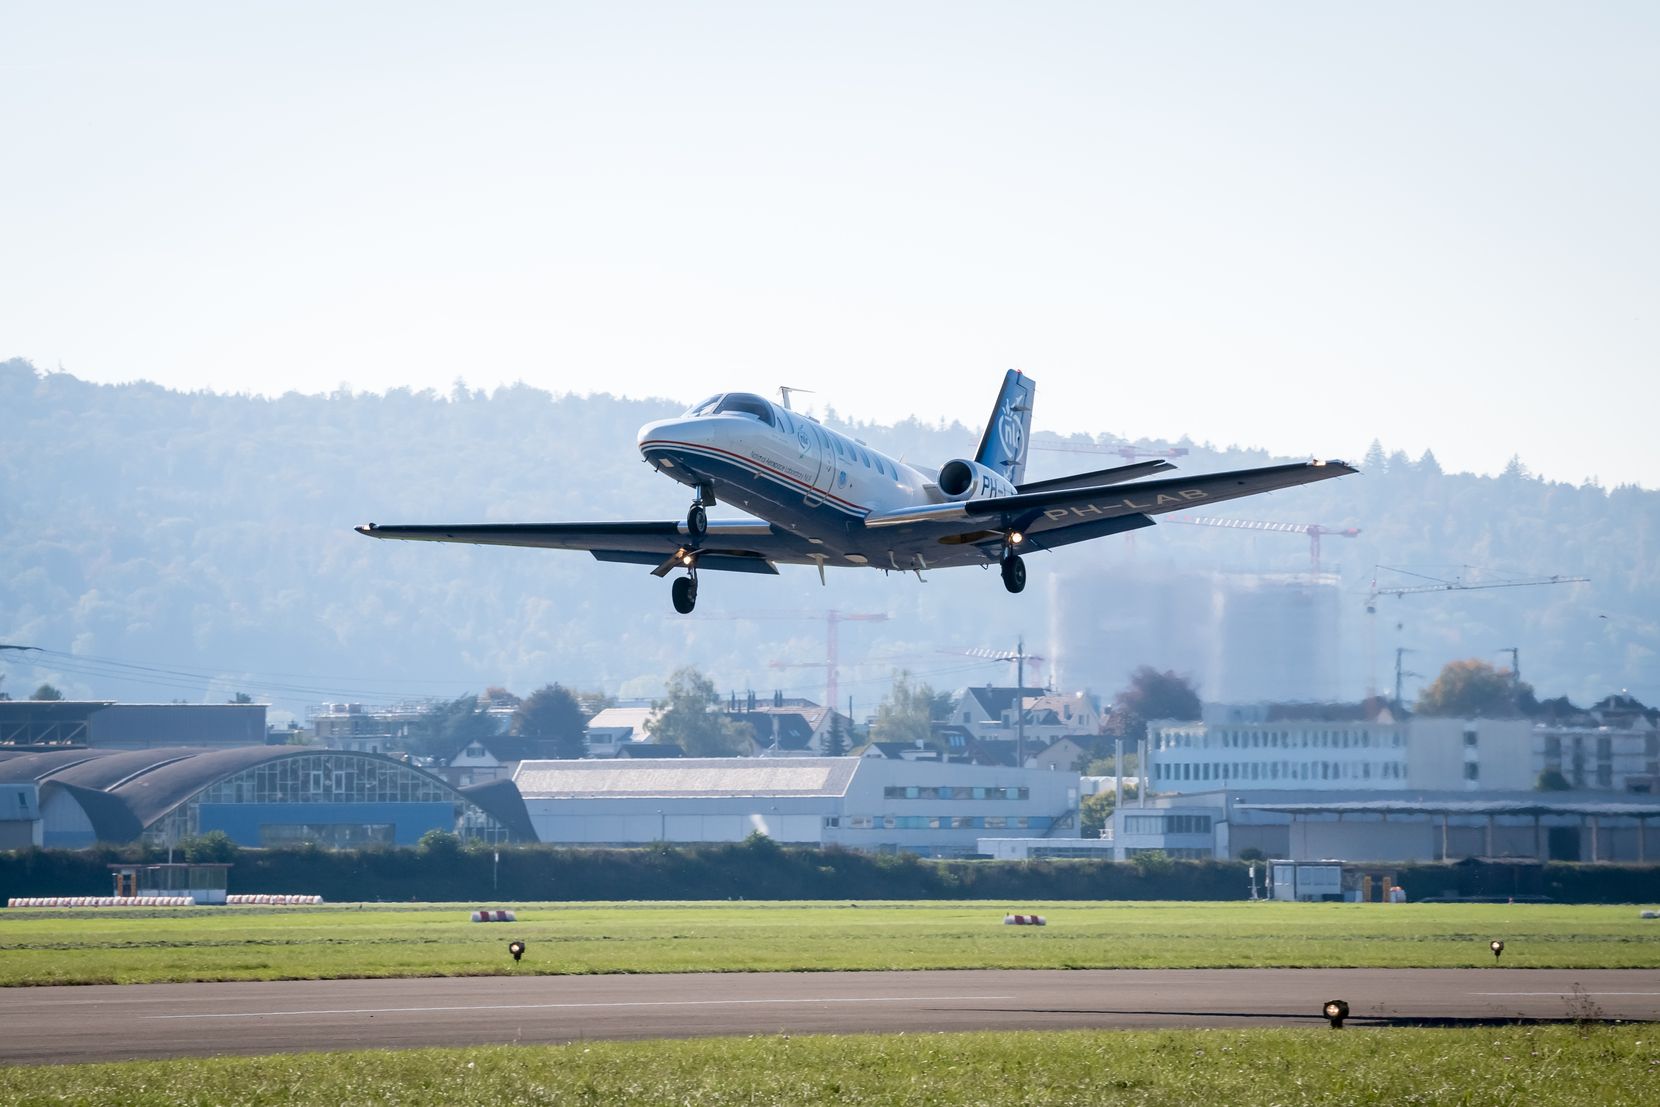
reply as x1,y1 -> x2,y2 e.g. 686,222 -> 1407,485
3,359 -> 1654,717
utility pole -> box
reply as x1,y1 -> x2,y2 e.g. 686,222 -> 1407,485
1394,647 -> 1421,710
1500,647 -> 1520,686
1015,637 -> 1027,767
958,638 -> 1043,766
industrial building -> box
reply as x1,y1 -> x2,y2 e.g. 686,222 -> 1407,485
1147,702 -> 1658,797
1105,788 -> 1660,864
514,756 -> 1080,856
0,746 -> 531,848
0,701 -> 267,748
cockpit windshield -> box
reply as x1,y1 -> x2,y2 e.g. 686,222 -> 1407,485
712,393 -> 776,426
683,392 -> 777,427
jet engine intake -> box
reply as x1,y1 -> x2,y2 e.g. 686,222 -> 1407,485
937,458 -> 1016,501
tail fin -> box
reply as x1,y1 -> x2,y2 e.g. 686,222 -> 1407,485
974,370 -> 1036,485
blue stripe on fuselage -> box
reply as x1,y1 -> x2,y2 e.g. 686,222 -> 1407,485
640,439 -> 868,549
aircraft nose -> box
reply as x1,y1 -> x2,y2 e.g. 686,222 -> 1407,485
638,417 -> 698,459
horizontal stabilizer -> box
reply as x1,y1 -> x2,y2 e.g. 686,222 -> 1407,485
1016,459 -> 1177,495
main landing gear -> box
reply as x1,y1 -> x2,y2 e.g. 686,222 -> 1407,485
1001,553 -> 1026,594
999,531 -> 1027,594
672,571 -> 698,614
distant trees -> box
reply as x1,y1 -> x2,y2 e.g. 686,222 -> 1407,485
822,713 -> 848,757
181,830 -> 238,863
409,693 -> 500,759
1536,769 -> 1572,791
5,359 -> 1659,715
1415,660 -> 1533,718
870,671 -> 951,748
1079,783 -> 1140,838
513,684 -> 588,759
648,667 -> 753,757
227,692 -> 253,704
483,686 -> 521,708
1114,667 -> 1201,727
29,683 -> 63,701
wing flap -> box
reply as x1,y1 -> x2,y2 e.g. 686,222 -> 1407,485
355,520 -> 809,570
590,550 -> 781,575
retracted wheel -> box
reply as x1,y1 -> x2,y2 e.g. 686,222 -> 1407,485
671,575 -> 698,614
1000,554 -> 1027,594
686,503 -> 707,539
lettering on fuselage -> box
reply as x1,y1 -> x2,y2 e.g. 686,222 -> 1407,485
1043,488 -> 1207,521
978,473 -> 1015,499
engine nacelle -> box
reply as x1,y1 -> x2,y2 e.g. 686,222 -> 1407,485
937,458 -> 1017,501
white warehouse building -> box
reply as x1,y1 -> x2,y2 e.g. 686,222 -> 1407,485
513,757 -> 1080,856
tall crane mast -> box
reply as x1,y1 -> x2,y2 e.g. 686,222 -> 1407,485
698,609 -> 888,714
1167,515 -> 1362,573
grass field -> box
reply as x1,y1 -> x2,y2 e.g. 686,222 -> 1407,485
2,900 -> 1657,986
5,1026 -> 1656,1106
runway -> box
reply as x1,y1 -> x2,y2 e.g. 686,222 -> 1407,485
5,968 -> 1658,1065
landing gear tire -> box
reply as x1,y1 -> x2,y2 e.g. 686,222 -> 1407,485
671,575 -> 698,614
686,503 -> 707,539
1001,554 -> 1027,594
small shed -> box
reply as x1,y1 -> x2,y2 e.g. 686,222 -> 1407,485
1268,859 -> 1399,903
109,863 -> 231,904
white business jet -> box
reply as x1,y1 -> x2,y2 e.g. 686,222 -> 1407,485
357,372 -> 1355,613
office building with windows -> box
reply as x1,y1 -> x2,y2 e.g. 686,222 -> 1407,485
513,756 -> 1079,856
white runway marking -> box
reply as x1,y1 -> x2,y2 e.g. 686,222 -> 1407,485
1472,992 -> 1660,997
144,995 -> 1018,1021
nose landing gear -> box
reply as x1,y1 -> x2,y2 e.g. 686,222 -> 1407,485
686,483 -> 714,540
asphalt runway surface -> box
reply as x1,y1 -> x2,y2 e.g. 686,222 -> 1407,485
5,968 -> 1659,1065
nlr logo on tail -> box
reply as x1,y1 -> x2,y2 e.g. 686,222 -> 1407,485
358,370 -> 1354,614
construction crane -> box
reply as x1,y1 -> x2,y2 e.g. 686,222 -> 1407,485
1031,443 -> 1189,463
1167,515 -> 1362,573
1365,567 -> 1590,611
1363,567 -> 1590,698
697,609 -> 888,714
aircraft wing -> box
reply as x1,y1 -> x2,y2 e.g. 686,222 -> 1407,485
864,460 -> 1357,547
354,520 -> 824,574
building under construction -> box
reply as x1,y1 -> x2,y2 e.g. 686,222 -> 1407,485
1047,567 -> 1343,703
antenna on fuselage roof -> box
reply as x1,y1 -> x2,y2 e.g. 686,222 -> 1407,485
778,386 -> 814,411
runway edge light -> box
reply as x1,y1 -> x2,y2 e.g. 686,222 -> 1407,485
509,940 -> 526,964
1490,939 -> 1504,962
1323,999 -> 1349,1029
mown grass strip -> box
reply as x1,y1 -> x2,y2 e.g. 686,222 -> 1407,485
6,1026 -> 1657,1106
2,901 -> 1657,986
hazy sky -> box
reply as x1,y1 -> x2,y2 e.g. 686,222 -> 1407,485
5,3 -> 1657,487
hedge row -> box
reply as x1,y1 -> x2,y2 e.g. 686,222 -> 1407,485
1,843 -> 1653,904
